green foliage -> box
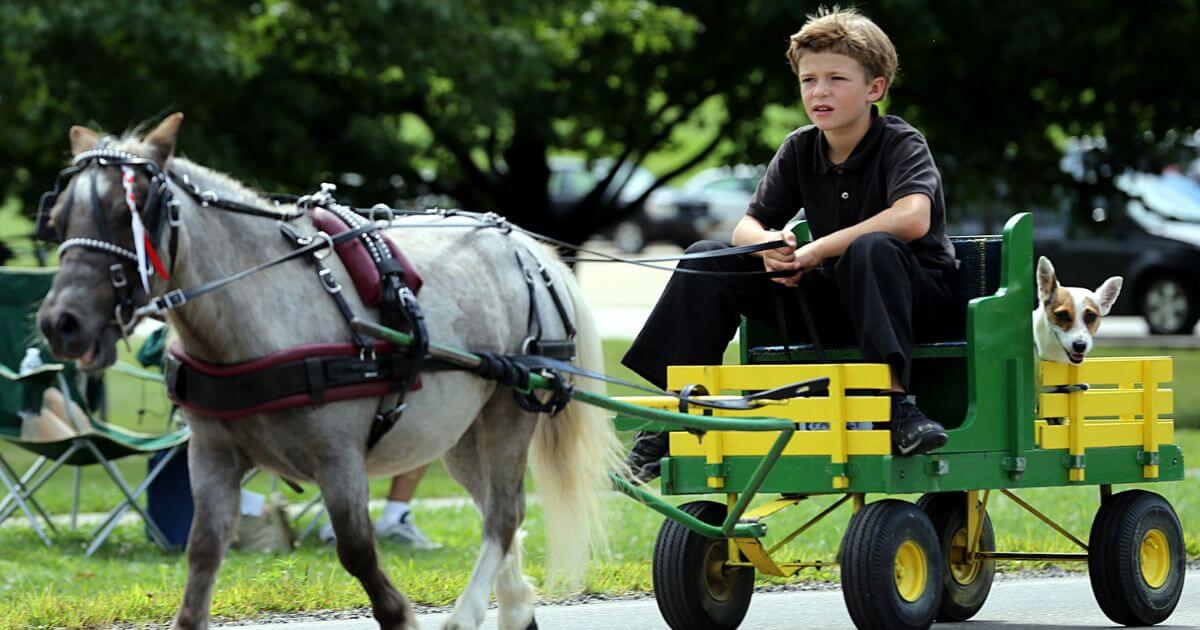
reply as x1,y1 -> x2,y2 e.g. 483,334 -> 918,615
3,2 -> 1197,244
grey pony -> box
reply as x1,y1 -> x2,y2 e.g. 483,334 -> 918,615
35,114 -> 623,630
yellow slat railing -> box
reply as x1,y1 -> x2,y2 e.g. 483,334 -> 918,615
614,363 -> 893,489
1037,357 -> 1173,481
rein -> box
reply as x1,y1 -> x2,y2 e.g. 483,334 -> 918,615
37,150 -> 808,444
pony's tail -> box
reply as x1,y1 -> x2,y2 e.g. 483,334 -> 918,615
528,260 -> 624,592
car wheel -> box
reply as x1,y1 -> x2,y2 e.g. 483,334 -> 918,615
1140,275 -> 1199,335
613,221 -> 646,254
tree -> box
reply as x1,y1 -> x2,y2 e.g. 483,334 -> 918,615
3,1 -> 1200,243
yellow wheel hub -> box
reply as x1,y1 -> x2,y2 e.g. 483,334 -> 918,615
894,540 -> 929,602
703,541 -> 735,601
948,527 -> 982,584
1140,529 -> 1170,589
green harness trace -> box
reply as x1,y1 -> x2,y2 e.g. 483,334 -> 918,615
356,212 -> 1185,630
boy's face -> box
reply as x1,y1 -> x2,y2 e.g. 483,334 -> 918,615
796,51 -> 886,133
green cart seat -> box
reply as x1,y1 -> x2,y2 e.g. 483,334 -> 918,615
740,214 -> 1036,451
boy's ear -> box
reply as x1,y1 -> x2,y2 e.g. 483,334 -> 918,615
69,126 -> 100,155
1094,276 -> 1123,316
1037,256 -> 1058,304
867,76 -> 887,103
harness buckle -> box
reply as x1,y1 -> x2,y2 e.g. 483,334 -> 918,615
109,263 -> 128,288
199,190 -> 218,207
318,267 -> 342,294
162,289 -> 188,310
167,199 -> 182,227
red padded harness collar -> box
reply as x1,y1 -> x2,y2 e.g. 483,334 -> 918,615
166,211 -> 424,420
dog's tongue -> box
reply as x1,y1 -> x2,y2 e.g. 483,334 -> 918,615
1070,352 -> 1084,364
81,345 -> 96,366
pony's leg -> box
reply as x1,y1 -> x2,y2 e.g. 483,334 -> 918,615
318,461 -> 416,630
441,400 -> 538,630
172,434 -> 247,630
494,540 -> 537,630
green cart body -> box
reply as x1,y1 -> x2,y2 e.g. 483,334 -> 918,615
612,213 -> 1187,629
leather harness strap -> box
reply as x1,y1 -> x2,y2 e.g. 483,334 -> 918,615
165,341 -> 414,420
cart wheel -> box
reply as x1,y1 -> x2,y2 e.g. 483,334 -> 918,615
653,500 -> 754,630
1088,490 -> 1185,626
917,492 -> 996,622
842,499 -> 943,630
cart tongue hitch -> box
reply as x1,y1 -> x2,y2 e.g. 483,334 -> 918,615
745,377 -> 831,402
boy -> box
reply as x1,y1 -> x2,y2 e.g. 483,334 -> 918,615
623,7 -> 963,481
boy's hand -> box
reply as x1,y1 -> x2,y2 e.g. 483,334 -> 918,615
764,233 -> 823,288
763,231 -> 801,286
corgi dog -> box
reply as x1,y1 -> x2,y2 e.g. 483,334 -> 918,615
1033,256 -> 1122,364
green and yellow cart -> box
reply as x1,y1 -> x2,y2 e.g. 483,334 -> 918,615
609,213 -> 1187,629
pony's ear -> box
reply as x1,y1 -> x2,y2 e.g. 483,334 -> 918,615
69,126 -> 100,155
144,112 -> 184,167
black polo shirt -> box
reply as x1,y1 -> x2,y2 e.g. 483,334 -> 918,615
747,106 -> 957,272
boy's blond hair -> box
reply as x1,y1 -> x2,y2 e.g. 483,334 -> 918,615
786,6 -> 898,93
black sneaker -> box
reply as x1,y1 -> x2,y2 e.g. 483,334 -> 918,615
620,431 -> 669,483
890,396 -> 948,456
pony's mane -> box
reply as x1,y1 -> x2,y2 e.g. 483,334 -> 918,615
110,133 -> 277,209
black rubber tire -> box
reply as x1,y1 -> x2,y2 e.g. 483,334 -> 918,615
841,499 -> 944,630
916,492 -> 996,622
652,501 -> 754,630
1088,490 -> 1186,626
1139,275 -> 1199,335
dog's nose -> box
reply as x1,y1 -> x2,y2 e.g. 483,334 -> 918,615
1072,340 -> 1088,353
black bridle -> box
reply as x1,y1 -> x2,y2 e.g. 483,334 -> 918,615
36,140 -> 308,335
37,142 -> 181,330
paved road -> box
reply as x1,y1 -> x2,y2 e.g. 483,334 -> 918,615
226,571 -> 1200,629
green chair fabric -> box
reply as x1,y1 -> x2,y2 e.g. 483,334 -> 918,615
0,267 -> 189,554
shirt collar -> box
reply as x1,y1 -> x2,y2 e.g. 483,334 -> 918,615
813,105 -> 885,174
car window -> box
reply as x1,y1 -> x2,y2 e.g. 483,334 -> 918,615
703,178 -> 744,192
1118,173 -> 1200,222
551,170 -> 596,198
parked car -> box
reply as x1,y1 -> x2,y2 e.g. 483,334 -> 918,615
610,165 -> 765,253
1034,169 -> 1200,335
547,156 -> 656,216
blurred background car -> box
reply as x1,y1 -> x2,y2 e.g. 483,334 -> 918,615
1034,163 -> 1200,335
608,164 -> 765,253
548,156 -> 657,216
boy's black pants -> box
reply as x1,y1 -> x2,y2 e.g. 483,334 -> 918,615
621,232 -> 964,392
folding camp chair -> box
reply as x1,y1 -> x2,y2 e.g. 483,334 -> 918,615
0,267 -> 190,555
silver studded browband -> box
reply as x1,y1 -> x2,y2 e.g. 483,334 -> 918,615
72,148 -> 145,165
58,237 -> 138,262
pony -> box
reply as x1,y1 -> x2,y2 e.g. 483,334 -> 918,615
35,113 -> 622,630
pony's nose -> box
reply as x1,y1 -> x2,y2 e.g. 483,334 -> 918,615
40,309 -> 82,348
1072,340 -> 1088,353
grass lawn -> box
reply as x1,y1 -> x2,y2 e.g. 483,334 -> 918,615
0,340 -> 1196,628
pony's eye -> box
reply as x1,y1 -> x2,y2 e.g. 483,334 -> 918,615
1054,311 -> 1071,324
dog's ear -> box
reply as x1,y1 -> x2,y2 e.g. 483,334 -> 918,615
1037,256 -> 1058,304
1094,276 -> 1123,315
